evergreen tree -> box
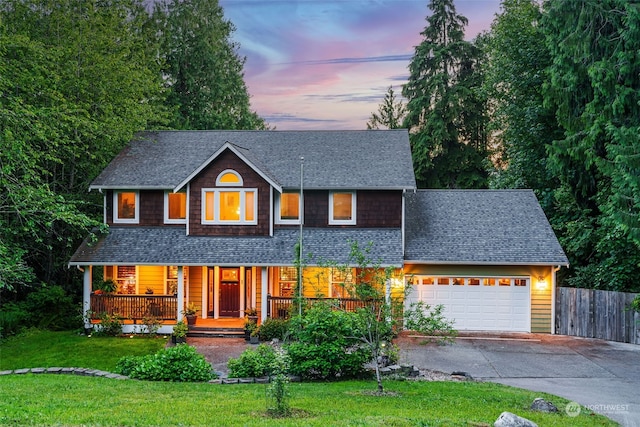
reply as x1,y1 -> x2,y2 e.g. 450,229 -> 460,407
482,0 -> 561,208
542,0 -> 640,291
366,86 -> 406,130
155,0 -> 267,130
403,0 -> 488,188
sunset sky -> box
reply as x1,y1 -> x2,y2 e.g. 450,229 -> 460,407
219,0 -> 503,130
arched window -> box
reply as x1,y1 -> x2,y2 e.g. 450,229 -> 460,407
216,170 -> 242,186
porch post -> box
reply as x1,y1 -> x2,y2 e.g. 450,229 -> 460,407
177,266 -> 184,321
261,267 -> 268,322
83,266 -> 92,329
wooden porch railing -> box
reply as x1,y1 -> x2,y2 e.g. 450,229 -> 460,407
89,294 -> 177,322
267,295 -> 378,319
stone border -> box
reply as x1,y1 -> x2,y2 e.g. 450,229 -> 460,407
0,367 -> 128,380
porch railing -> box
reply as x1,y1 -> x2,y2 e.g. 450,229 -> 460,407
89,294 -> 177,322
267,295 -> 378,319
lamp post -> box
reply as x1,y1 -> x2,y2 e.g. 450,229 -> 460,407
298,156 -> 304,317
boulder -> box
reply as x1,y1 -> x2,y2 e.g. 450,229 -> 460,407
530,397 -> 558,413
494,411 -> 538,427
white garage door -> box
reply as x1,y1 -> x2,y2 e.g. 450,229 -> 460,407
406,276 -> 530,332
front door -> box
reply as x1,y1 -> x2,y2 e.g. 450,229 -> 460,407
219,268 -> 240,317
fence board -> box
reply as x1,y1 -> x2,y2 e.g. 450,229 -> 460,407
556,287 -> 639,344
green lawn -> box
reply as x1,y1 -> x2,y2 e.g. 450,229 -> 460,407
0,330 -> 616,426
0,329 -> 167,371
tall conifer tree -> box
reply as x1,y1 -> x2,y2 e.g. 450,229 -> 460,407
403,0 -> 488,188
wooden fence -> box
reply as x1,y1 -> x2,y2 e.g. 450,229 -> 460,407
555,287 -> 639,344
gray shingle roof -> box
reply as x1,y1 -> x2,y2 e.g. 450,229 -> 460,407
69,227 -> 404,266
404,190 -> 569,265
90,130 -> 417,191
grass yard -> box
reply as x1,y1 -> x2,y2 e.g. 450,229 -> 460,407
0,330 -> 616,426
0,329 -> 167,371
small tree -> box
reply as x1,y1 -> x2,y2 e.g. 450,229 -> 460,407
331,241 -> 401,393
366,86 -> 406,130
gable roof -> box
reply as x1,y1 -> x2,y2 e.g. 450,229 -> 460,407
89,130 -> 417,191
69,227 -> 404,267
404,190 -> 569,266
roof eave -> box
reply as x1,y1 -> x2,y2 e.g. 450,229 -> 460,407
403,260 -> 570,267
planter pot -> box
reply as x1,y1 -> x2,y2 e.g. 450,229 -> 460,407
172,336 -> 186,344
185,315 -> 197,326
250,335 -> 260,344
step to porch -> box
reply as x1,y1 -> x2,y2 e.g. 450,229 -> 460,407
187,326 -> 245,338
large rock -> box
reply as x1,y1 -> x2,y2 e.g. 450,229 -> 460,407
494,411 -> 538,427
530,397 -> 558,413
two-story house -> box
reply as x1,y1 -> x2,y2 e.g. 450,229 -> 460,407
70,130 -> 568,334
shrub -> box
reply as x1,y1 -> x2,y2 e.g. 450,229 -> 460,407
227,344 -> 276,378
0,303 -> 28,338
404,301 -> 457,344
141,314 -> 161,336
92,312 -> 124,336
286,302 -> 371,380
258,318 -> 290,341
116,344 -> 214,382
266,347 -> 290,416
23,285 -> 78,330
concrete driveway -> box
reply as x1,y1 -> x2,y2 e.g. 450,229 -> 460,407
397,333 -> 640,426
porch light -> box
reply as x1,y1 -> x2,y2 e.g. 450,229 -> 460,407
536,276 -> 547,290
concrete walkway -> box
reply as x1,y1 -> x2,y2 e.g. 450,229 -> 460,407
397,333 -> 640,426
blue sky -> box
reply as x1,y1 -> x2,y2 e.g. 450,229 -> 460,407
220,0 -> 503,129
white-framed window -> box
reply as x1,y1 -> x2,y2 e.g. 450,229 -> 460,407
116,265 -> 137,293
164,191 -> 187,224
329,191 -> 356,225
330,267 -> 354,298
414,276 -> 530,288
113,191 -> 139,224
165,266 -> 188,295
202,170 -> 257,225
276,192 -> 301,224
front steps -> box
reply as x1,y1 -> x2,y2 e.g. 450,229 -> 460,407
187,326 -> 245,338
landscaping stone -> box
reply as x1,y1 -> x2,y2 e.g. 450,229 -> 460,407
451,371 -> 473,380
379,367 -> 392,375
255,376 -> 270,384
73,368 -> 88,375
30,368 -> 46,374
61,367 -> 74,374
208,379 -> 222,384
0,370 -> 13,376
287,375 -> 301,382
46,367 -> 63,374
238,377 -> 254,384
13,368 -> 30,374
222,378 -> 239,384
387,364 -> 402,373
494,411 -> 538,427
530,397 -> 558,413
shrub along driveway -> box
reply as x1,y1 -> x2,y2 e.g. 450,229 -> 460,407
397,332 -> 640,426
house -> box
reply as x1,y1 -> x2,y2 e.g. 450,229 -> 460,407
69,130 -> 568,334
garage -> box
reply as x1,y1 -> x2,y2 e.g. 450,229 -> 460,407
406,276 -> 531,332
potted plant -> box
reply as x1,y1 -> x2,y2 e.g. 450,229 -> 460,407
172,320 -> 188,344
244,318 -> 257,341
182,302 -> 198,325
94,279 -> 117,294
145,287 -> 154,295
249,325 -> 260,344
245,307 -> 258,323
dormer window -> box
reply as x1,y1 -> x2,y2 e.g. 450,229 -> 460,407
329,191 -> 356,225
113,191 -> 139,224
202,170 -> 257,225
165,191 -> 187,224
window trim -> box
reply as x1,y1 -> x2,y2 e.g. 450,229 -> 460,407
275,192 -> 301,225
113,191 -> 139,224
201,188 -> 258,225
329,191 -> 356,225
164,191 -> 187,224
